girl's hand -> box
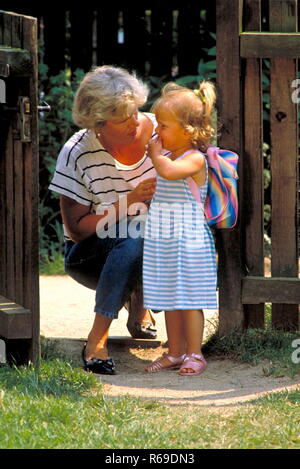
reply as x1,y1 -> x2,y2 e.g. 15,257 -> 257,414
146,135 -> 163,160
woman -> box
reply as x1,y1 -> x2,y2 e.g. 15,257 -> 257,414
49,66 -> 157,374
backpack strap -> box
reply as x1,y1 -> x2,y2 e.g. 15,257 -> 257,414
186,176 -> 201,203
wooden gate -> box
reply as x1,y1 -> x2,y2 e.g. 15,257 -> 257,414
0,11 -> 39,366
216,0 -> 299,335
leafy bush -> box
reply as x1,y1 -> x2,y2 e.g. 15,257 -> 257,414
38,65 -> 85,268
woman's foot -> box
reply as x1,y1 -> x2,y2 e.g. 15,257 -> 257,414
145,353 -> 186,373
126,290 -> 157,339
82,343 -> 116,375
84,341 -> 108,361
179,353 -> 207,376
126,316 -> 157,339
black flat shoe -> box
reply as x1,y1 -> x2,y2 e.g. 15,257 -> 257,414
82,344 -> 116,375
127,321 -> 157,339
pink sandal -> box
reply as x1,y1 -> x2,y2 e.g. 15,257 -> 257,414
179,353 -> 207,376
145,353 -> 186,373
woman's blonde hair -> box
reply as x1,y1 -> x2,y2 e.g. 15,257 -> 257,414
72,65 -> 149,129
151,81 -> 216,151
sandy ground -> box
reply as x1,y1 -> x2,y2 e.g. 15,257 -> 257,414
40,275 -> 300,407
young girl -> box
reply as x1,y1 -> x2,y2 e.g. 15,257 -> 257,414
143,81 -> 217,376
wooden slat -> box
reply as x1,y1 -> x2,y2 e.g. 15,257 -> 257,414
42,7 -> 66,74
2,10 -> 12,46
70,8 -> 93,72
11,11 -> 21,49
13,139 -> 23,305
22,14 -> 40,366
149,4 -> 173,76
0,295 -> 31,339
5,124 -> 15,300
123,6 -> 147,75
0,12 -> 4,44
270,0 -> 299,331
0,13 -> 7,298
242,276 -> 300,304
216,0 -> 244,335
243,0 -> 265,329
241,32 -> 300,57
0,121 -> 7,296
96,5 -> 120,66
177,3 -> 202,75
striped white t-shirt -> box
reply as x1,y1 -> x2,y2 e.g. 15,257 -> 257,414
49,113 -> 157,239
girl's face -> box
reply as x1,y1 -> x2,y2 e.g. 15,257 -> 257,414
98,108 -> 140,145
155,109 -> 190,155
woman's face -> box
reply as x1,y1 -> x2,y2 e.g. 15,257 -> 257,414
99,109 -> 140,145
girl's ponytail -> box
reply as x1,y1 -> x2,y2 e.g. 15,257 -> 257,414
198,81 -> 216,118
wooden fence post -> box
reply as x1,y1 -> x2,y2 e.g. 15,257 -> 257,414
243,0 -> 265,329
269,0 -> 299,330
216,0 -> 245,336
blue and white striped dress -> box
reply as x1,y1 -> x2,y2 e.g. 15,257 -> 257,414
143,151 -> 217,310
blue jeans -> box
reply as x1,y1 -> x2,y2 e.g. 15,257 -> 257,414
64,232 -> 144,319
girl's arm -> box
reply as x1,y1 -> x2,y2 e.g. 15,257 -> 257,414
147,137 -> 205,180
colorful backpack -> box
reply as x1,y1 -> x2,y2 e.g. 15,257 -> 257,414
204,146 -> 239,228
187,146 -> 239,229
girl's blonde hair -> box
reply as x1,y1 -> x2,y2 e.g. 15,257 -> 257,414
72,65 -> 149,129
151,81 -> 216,151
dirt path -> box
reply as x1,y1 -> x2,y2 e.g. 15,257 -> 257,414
40,275 -> 300,407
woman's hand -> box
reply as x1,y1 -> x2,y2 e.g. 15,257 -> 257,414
128,177 -> 156,204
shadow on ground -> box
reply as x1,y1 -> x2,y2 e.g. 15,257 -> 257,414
46,336 -> 300,407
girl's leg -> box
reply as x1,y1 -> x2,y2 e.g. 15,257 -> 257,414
165,310 -> 186,357
181,309 -> 205,374
145,310 -> 186,371
183,309 -> 204,355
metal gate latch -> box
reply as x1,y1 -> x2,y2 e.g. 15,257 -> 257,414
18,96 -> 31,143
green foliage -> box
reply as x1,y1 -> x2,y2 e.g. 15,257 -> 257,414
38,65 -> 84,269
203,327 -> 300,378
39,65 -> 84,157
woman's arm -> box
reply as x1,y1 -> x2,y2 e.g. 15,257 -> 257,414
60,177 -> 156,243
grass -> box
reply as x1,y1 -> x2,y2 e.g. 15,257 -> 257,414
39,252 -> 65,276
0,332 -> 299,449
0,359 -> 299,449
5,266 -> 298,448
203,320 -> 300,378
